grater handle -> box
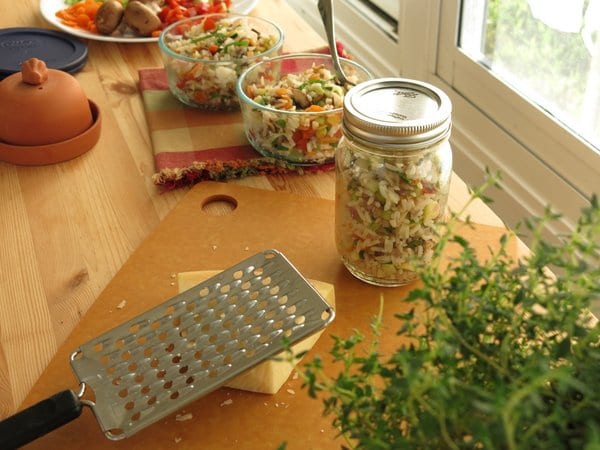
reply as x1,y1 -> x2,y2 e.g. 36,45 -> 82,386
0,389 -> 83,449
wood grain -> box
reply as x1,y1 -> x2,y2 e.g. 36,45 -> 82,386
0,0 -> 506,420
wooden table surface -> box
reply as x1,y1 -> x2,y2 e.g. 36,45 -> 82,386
0,0 -> 504,419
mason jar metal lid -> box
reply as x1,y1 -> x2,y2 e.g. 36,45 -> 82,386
343,78 -> 452,148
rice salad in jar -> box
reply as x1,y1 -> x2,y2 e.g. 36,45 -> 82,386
159,14 -> 283,110
237,53 -> 372,165
335,78 -> 453,286
335,144 -> 451,285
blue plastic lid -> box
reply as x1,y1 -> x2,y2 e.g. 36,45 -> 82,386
0,28 -> 88,80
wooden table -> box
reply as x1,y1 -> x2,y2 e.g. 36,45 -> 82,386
0,0 -> 504,420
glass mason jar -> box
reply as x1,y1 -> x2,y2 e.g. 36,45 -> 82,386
335,78 -> 453,286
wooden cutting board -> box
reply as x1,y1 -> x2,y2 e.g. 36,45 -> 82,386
20,181 -> 513,450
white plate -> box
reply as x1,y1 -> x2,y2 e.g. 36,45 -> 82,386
39,0 -> 259,43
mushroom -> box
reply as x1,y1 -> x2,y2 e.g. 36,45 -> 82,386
291,88 -> 311,109
95,0 -> 125,35
124,1 -> 162,37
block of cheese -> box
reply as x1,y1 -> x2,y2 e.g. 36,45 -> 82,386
177,270 -> 335,394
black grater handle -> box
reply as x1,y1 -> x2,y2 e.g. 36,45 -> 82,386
0,389 -> 83,449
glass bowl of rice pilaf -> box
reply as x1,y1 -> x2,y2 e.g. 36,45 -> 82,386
159,14 -> 284,111
236,53 -> 372,165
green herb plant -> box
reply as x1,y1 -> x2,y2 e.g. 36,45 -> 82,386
302,172 -> 600,449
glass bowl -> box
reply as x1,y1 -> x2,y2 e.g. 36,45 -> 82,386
158,13 -> 284,111
236,53 -> 372,165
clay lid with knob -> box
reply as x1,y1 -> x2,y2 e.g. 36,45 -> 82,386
0,57 -> 101,165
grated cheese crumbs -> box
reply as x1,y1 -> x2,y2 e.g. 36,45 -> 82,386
286,389 -> 295,395
175,413 -> 193,422
220,399 -> 233,407
116,300 -> 126,309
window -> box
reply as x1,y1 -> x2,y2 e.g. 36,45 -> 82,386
285,0 -> 600,241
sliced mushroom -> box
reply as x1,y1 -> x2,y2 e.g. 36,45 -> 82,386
95,0 -> 125,35
124,1 -> 162,37
291,88 -> 311,109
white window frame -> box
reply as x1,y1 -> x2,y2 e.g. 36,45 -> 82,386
285,0 -> 600,240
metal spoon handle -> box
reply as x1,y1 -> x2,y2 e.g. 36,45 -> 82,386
317,0 -> 350,85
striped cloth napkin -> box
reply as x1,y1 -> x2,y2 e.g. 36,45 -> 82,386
139,44 -> 348,190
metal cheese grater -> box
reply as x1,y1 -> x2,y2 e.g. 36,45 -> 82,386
0,250 -> 335,448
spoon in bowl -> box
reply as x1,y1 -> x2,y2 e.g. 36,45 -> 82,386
317,0 -> 354,87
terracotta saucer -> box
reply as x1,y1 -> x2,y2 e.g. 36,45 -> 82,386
0,100 -> 101,166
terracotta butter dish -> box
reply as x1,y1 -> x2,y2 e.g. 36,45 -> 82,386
0,58 -> 101,166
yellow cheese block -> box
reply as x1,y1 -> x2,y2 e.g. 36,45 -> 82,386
177,270 -> 335,394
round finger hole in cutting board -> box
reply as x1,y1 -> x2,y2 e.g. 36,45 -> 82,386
201,195 -> 238,216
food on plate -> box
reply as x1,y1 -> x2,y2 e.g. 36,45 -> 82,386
123,1 -> 162,36
238,55 -> 371,164
56,0 -> 232,38
160,14 -> 283,110
177,270 -> 335,394
94,0 -> 124,34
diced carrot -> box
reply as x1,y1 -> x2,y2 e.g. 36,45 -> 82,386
305,104 -> 325,112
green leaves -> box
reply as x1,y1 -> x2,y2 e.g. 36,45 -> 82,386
302,174 -> 600,449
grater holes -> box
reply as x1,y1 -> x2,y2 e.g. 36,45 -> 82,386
112,376 -> 122,386
128,362 -> 138,372
164,305 -> 175,316
257,299 -> 268,310
254,267 -> 264,276
134,373 -> 144,383
141,385 -> 151,395
321,309 -> 333,321
131,411 -> 141,422
249,291 -> 259,300
121,350 -> 132,361
129,323 -> 141,334
158,331 -> 168,341
150,358 -> 160,368
208,370 -> 218,378
295,315 -> 306,325
199,287 -> 210,297
172,316 -> 182,327
157,369 -> 167,379
264,310 -> 276,320
179,365 -> 189,374
241,281 -> 251,290
163,380 -> 173,390
92,342 -> 103,352
137,335 -> 147,346
171,391 -> 180,400
165,343 -> 175,353
278,295 -> 288,305
227,294 -> 239,305
147,395 -> 157,405
286,305 -> 297,315
118,388 -> 128,398
207,298 -> 219,308
186,376 -> 195,384
261,276 -> 272,285
172,354 -> 182,364
220,284 -> 231,294
269,286 -> 280,295
194,350 -> 203,360
115,338 -> 126,349
125,401 -> 135,411
233,270 -> 243,279
144,347 -> 153,357
223,355 -> 232,365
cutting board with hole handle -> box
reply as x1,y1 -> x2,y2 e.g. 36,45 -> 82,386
19,181 -> 513,450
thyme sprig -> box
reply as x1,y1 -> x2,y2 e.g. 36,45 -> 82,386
301,170 -> 600,449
